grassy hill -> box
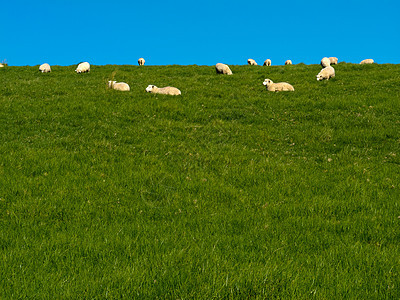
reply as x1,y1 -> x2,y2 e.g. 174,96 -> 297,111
0,63 -> 399,298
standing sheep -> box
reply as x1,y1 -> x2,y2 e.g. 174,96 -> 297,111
263,59 -> 271,66
138,58 -> 145,66
263,79 -> 294,92
247,59 -> 257,66
360,59 -> 374,64
329,57 -> 338,65
108,81 -> 130,91
75,62 -> 90,73
285,60 -> 292,65
146,85 -> 181,96
39,63 -> 51,73
320,57 -> 331,68
316,66 -> 335,81
215,63 -> 233,75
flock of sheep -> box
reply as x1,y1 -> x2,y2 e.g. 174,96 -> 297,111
24,56 -> 375,95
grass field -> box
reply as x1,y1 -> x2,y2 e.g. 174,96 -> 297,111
0,63 -> 399,298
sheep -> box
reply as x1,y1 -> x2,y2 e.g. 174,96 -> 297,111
215,63 -> 233,75
75,62 -> 90,73
138,58 -> 145,66
360,59 -> 374,64
108,81 -> 130,91
247,59 -> 257,66
0,64 -> 4,68
146,85 -> 181,96
316,66 -> 335,81
329,57 -> 338,65
263,79 -> 294,92
263,59 -> 271,66
285,60 -> 292,65
320,57 -> 331,68
39,63 -> 51,73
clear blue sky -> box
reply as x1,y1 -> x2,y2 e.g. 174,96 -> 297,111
2,0 -> 399,66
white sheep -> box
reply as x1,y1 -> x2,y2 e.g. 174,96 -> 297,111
146,85 -> 181,96
247,59 -> 257,65
39,63 -> 51,73
320,57 -> 331,68
316,66 -> 335,81
263,79 -> 294,92
108,81 -> 130,91
0,63 -> 4,68
215,63 -> 233,75
285,60 -> 292,65
263,59 -> 271,66
75,62 -> 90,73
329,57 -> 338,65
360,59 -> 374,64
138,58 -> 145,66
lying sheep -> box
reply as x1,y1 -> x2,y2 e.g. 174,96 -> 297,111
263,79 -> 294,92
146,85 -> 181,96
285,60 -> 292,65
329,57 -> 338,65
39,63 -> 51,73
75,62 -> 90,73
108,81 -> 130,91
263,59 -> 271,66
316,66 -> 335,81
360,59 -> 374,64
247,59 -> 257,65
320,57 -> 331,68
138,58 -> 145,66
215,63 -> 233,75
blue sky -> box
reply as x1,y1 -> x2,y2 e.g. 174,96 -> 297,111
1,0 -> 399,66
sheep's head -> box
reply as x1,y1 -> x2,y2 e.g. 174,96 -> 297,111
263,79 -> 273,86
316,74 -> 323,81
146,85 -> 156,93
108,81 -> 116,88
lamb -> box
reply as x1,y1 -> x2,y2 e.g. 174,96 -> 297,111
285,60 -> 292,65
316,66 -> 335,81
39,63 -> 51,73
263,79 -> 294,92
138,58 -> 145,66
215,63 -> 233,75
75,62 -> 90,73
320,57 -> 331,68
263,59 -> 271,66
108,81 -> 130,91
146,85 -> 181,96
247,59 -> 257,65
329,57 -> 338,65
360,59 -> 374,64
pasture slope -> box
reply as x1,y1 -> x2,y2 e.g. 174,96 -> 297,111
0,63 -> 399,299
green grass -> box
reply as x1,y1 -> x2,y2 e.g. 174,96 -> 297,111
0,63 -> 399,299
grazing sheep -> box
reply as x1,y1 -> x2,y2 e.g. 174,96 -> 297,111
360,59 -> 374,64
75,62 -> 90,73
263,79 -> 294,92
215,63 -> 233,75
108,81 -> 130,91
320,57 -> 331,68
146,85 -> 181,96
138,58 -> 145,66
285,60 -> 292,65
263,59 -> 271,66
329,57 -> 338,65
316,66 -> 335,81
39,63 -> 51,73
247,59 -> 257,65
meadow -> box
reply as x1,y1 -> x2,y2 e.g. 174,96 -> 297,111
0,63 -> 399,299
